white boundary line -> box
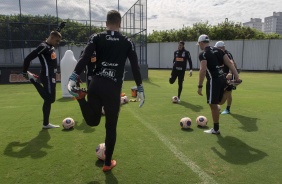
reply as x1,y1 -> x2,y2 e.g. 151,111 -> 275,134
127,107 -> 217,184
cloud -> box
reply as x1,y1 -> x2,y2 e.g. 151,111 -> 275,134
0,0 -> 281,33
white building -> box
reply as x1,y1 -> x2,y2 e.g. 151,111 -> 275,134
264,12 -> 282,35
243,18 -> 264,32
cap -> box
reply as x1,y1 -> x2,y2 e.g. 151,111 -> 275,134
215,41 -> 225,47
197,34 -> 210,44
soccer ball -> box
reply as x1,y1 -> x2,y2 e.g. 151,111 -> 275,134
62,117 -> 75,129
196,116 -> 208,127
120,96 -> 125,105
172,96 -> 179,103
96,143 -> 106,161
180,117 -> 192,129
123,96 -> 129,103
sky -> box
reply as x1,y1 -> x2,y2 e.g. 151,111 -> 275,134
0,0 -> 281,33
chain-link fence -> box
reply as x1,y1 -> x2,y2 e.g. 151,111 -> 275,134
0,0 -> 147,66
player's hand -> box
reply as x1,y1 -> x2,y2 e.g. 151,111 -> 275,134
189,70 -> 192,77
68,72 -> 79,97
137,85 -> 145,108
197,87 -> 203,96
226,73 -> 232,80
56,21 -> 66,32
22,72 -> 29,80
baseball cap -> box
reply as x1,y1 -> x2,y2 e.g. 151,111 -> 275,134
197,34 -> 210,45
215,41 -> 225,47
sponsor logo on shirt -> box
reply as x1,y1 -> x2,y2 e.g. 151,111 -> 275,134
51,52 -> 57,59
176,57 -> 184,62
106,35 -> 119,41
101,61 -> 118,66
97,68 -> 117,82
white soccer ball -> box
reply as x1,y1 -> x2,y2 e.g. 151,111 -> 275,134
180,117 -> 192,129
196,116 -> 208,127
96,143 -> 106,161
172,96 -> 179,103
120,96 -> 125,105
123,96 -> 129,103
62,117 -> 75,129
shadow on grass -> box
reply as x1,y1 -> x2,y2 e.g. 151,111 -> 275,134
56,97 -> 75,102
143,78 -> 160,87
3,130 -> 52,159
74,119 -> 96,133
91,160 -> 119,184
181,128 -> 194,132
176,100 -> 204,112
230,113 -> 259,132
211,135 -> 268,165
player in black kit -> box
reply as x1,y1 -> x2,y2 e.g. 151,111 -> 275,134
67,10 -> 145,172
169,41 -> 193,102
197,35 -> 241,135
215,41 -> 238,115
22,22 -> 65,129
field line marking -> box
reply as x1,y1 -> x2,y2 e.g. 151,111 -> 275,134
127,108 -> 217,184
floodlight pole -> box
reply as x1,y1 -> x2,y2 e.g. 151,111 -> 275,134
118,0 -> 119,11
89,0 -> 92,34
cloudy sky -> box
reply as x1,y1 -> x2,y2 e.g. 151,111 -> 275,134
0,0 -> 281,33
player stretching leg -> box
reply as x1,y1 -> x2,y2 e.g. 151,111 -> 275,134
68,10 -> 145,172
22,23 -> 65,129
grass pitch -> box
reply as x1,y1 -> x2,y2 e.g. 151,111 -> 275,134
0,70 -> 282,184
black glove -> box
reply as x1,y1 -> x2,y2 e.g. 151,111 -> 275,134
56,21 -> 66,32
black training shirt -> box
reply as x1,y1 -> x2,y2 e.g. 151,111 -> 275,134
198,46 -> 225,80
74,30 -> 142,86
23,42 -> 58,76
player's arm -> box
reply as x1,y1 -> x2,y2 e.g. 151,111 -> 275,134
127,39 -> 144,107
197,59 -> 207,96
187,51 -> 193,76
172,51 -> 176,65
68,36 -> 96,97
23,45 -> 46,73
128,50 -> 142,86
73,38 -> 96,75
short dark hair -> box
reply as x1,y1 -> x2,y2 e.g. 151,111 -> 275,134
179,41 -> 185,45
50,31 -> 62,38
107,10 -> 121,25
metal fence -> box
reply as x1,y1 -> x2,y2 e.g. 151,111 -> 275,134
0,0 -> 147,65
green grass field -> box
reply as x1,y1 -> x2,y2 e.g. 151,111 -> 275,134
1,70 -> 282,184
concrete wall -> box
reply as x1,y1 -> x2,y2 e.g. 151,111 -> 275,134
147,39 -> 282,71
1,39 -> 282,71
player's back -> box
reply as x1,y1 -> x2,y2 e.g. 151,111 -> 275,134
93,30 -> 135,83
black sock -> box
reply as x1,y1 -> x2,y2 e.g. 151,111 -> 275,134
214,123 -> 219,131
226,106 -> 230,111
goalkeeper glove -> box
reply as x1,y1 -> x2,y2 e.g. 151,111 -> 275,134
189,70 -> 192,77
137,85 -> 145,108
56,21 -> 66,32
67,72 -> 79,97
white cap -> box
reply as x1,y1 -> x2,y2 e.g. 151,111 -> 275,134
197,34 -> 210,44
215,41 -> 225,47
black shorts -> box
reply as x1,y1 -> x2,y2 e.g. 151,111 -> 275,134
87,76 -> 122,118
206,77 -> 226,104
169,69 -> 185,84
40,73 -> 56,102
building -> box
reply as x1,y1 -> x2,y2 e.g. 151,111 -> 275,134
264,12 -> 282,34
243,18 -> 264,32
